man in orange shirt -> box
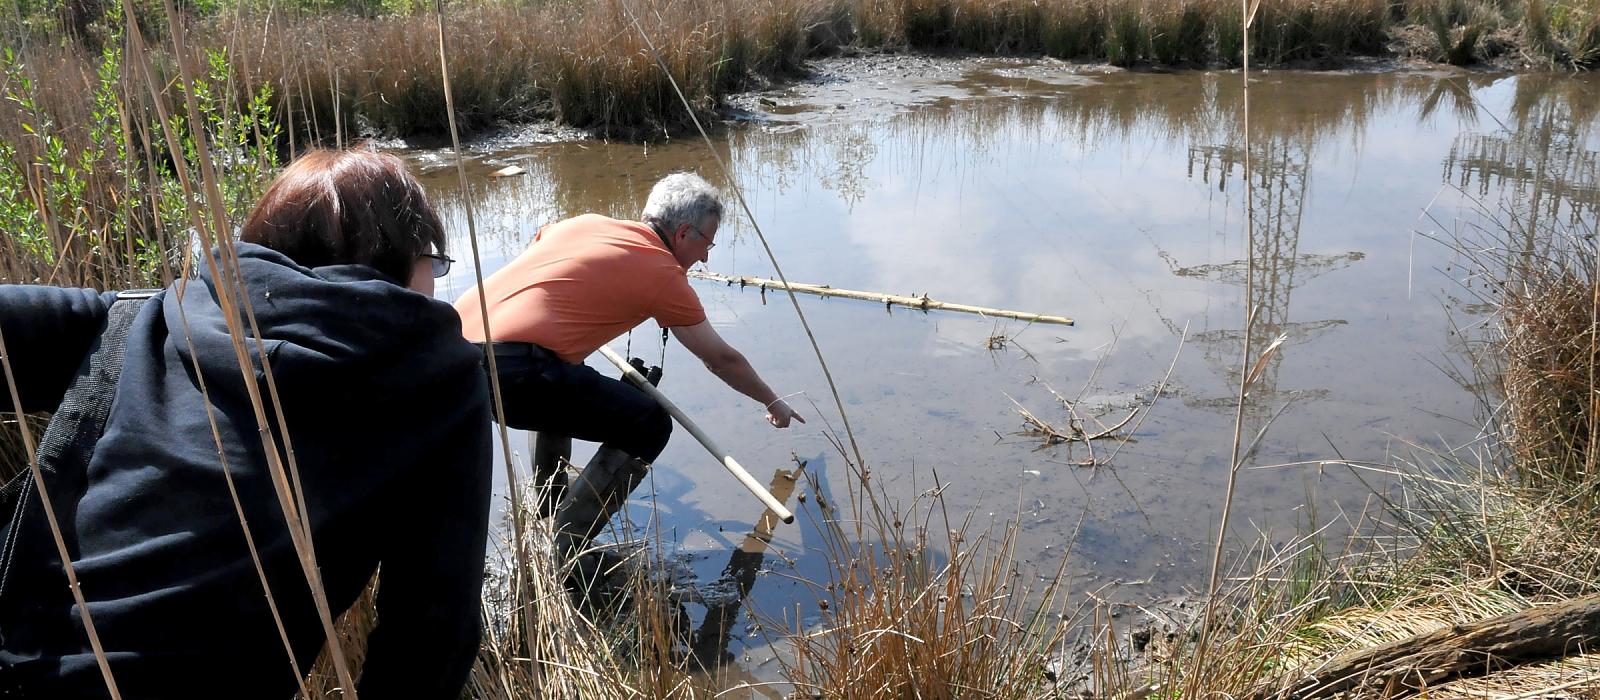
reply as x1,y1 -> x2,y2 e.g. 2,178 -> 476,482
455,173 -> 803,568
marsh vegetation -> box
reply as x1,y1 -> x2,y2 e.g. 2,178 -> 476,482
5,0 -> 1600,698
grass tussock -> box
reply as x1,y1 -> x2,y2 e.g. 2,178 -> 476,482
299,486 -> 688,699
778,471 -> 1074,698
1525,0 -> 1600,68
1497,242 -> 1600,494
1417,0 -> 1502,65
212,0 -> 826,141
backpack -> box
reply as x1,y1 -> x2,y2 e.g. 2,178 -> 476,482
0,290 -> 156,610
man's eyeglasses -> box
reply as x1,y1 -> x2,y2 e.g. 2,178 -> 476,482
420,252 -> 454,278
688,224 -> 716,250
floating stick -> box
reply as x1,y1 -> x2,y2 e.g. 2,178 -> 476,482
689,270 -> 1075,326
596,345 -> 795,523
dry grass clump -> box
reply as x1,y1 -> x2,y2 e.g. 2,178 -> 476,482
1255,577 -> 1600,698
777,471 -> 1074,698
1184,447 -> 1600,698
1415,0 -> 1503,64
298,486 -> 699,699
850,0 -> 1389,65
451,459 -> 1090,699
217,7 -> 551,140
464,515 -> 654,699
1525,0 -> 1600,68
1433,209 -> 1600,595
210,0 -> 828,140
1500,266 -> 1600,493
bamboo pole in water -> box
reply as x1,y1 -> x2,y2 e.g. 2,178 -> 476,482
596,345 -> 795,524
688,270 -> 1076,326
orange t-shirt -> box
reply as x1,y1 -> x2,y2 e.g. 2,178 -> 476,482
454,213 -> 707,363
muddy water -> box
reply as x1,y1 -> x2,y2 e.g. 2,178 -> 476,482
406,61 -> 1600,672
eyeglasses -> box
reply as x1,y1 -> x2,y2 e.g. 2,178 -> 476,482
688,224 -> 716,250
419,252 -> 454,278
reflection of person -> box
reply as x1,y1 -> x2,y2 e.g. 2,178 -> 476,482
454,172 -> 802,566
0,150 -> 492,699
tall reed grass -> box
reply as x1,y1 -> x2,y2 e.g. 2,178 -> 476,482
7,0 -> 1596,153
0,10 -> 279,290
211,0 -> 830,141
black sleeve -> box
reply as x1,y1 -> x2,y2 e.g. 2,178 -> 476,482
0,285 -> 114,414
357,381 -> 493,699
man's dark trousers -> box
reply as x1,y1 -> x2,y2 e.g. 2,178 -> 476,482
481,342 -> 672,463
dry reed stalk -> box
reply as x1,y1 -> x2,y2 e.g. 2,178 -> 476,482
1189,0 -> 1260,692
430,0 -> 542,687
115,0 -> 363,690
466,492 -> 693,699
1500,269 -> 1600,489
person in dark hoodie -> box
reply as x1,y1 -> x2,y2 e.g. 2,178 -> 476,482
0,149 -> 492,699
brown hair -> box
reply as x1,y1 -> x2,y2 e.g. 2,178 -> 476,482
241,149 -> 444,284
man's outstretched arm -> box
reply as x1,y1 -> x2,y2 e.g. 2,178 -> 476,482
669,320 -> 804,428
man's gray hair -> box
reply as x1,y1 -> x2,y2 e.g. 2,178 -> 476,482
642,172 -> 724,232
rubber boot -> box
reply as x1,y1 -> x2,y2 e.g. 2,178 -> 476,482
552,447 -> 650,566
531,432 -> 571,517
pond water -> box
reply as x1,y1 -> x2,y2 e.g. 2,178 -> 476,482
405,59 -> 1600,678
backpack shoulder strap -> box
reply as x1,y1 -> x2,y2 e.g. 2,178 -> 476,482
32,290 -> 155,482
0,289 -> 157,597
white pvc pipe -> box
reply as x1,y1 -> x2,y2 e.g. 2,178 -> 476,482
597,345 -> 795,524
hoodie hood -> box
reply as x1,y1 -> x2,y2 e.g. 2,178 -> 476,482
171,243 -> 478,405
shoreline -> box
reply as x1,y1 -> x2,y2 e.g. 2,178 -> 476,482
388,51 -> 1525,153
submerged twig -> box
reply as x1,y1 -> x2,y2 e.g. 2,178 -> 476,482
1007,392 -> 1141,451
